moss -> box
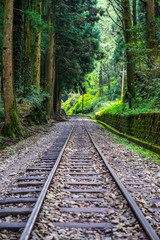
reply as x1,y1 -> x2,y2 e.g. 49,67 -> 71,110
3,107 -> 23,138
96,111 -> 160,146
96,120 -> 160,155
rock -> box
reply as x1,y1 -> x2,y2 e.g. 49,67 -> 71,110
108,209 -> 115,215
0,234 -> 8,239
9,172 -> 17,176
156,172 -> 160,178
58,229 -> 66,235
105,228 -> 112,233
46,234 -> 59,240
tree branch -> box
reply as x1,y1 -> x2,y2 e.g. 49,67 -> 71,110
106,7 -> 123,29
114,0 -> 123,10
108,0 -> 123,23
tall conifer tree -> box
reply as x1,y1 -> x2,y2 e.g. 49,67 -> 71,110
2,0 -> 23,137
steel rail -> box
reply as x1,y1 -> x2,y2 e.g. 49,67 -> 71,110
85,126 -> 159,240
20,127 -> 74,240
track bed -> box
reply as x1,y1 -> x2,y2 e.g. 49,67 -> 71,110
0,118 -> 159,240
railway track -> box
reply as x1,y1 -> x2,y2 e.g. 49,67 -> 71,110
0,127 -> 73,239
0,120 -> 159,240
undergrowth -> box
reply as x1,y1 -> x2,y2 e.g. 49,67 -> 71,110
63,81 -> 160,118
96,94 -> 160,118
62,90 -> 114,117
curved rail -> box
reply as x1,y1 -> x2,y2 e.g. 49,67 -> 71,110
85,126 -> 159,240
20,127 -> 74,240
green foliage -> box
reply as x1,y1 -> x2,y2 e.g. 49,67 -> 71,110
5,146 -> 10,150
21,90 -> 50,125
0,109 -> 4,118
96,100 -> 123,116
112,135 -> 160,162
96,95 -> 160,119
25,10 -> 51,55
62,90 -> 115,117
25,10 -> 45,31
26,89 -> 50,109
55,0 -> 102,93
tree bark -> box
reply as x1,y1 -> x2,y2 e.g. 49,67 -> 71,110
43,0 -> 56,117
121,67 -> 125,98
107,75 -> 110,91
0,0 -> 4,102
145,0 -> 157,62
132,0 -> 137,26
122,0 -> 136,108
13,0 -> 23,91
155,0 -> 160,18
58,89 -> 62,113
32,0 -> 42,91
82,94 -> 84,113
99,65 -> 103,97
2,0 -> 23,137
47,30 -> 55,116
23,0 -> 31,96
54,76 -> 59,113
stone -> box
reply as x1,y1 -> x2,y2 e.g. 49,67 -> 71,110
46,234 -> 59,240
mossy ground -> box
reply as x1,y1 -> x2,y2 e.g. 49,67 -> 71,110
0,94 -> 49,147
3,107 -> 23,138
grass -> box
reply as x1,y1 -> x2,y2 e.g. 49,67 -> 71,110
107,127 -> 160,162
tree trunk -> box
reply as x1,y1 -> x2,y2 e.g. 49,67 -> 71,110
41,0 -> 49,92
54,76 -> 59,113
42,1 -> 56,117
82,94 -> 84,113
107,75 -> 110,90
23,0 -> 31,96
47,31 -> 55,116
99,65 -> 103,97
145,0 -> 157,62
0,0 -> 4,102
13,0 -> 23,91
122,0 -> 136,108
132,0 -> 137,26
58,89 -> 62,113
121,67 -> 125,98
32,0 -> 42,91
155,0 -> 160,18
2,0 -> 23,137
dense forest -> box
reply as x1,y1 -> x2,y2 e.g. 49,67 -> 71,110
0,0 -> 160,139
63,0 -> 160,117
0,0 -> 102,138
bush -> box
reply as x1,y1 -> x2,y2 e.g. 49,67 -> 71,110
18,91 -> 50,125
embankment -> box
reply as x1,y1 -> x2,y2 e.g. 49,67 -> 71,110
96,112 -> 160,154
